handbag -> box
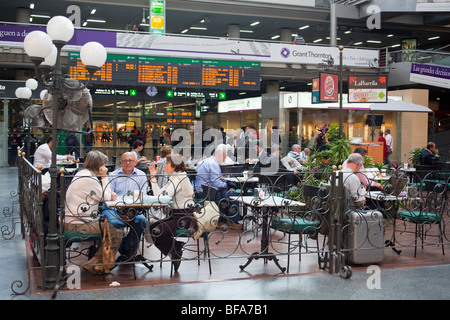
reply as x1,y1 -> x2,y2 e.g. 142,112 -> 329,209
193,201 -> 220,240
386,146 -> 392,154
101,218 -> 115,271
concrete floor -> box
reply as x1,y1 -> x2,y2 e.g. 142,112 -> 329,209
1,165 -> 450,302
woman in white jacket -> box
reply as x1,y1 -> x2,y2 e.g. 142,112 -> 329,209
147,153 -> 195,272
64,150 -> 123,274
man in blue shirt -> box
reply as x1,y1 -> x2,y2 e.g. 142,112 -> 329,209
106,152 -> 149,257
195,144 -> 242,229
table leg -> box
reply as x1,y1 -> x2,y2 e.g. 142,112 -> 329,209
239,206 -> 286,273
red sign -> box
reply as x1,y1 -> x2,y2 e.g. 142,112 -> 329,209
319,73 -> 338,102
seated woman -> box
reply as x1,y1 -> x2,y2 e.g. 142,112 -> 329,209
64,150 -> 123,275
146,153 -> 195,272
131,139 -> 147,166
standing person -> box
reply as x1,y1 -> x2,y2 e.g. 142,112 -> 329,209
64,150 -> 123,275
384,129 -> 393,167
378,130 -> 387,163
107,152 -> 149,258
313,133 -> 329,154
151,126 -> 161,158
34,137 -> 75,174
84,128 -> 94,153
163,128 -> 172,146
147,154 -> 196,271
65,132 -> 80,159
293,32 -> 305,44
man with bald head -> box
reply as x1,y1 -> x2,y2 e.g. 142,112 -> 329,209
105,152 -> 149,257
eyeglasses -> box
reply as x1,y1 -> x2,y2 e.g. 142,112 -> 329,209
122,159 -> 135,163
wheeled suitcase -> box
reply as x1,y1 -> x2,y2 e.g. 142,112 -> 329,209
345,210 -> 384,265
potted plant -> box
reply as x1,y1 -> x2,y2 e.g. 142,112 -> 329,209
407,147 -> 424,167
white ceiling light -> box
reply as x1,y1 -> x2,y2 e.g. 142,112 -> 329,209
387,34 -> 394,37
299,25 -> 309,30
90,8 -> 96,15
428,36 -> 440,40
181,29 -> 189,33
313,38 -> 323,43
367,40 -> 381,43
86,19 -> 106,23
30,3 -> 35,9
391,44 -> 401,48
190,26 -> 207,30
240,30 -> 253,33
271,35 -> 280,39
250,21 -> 260,26
30,14 -> 51,19
345,30 -> 351,34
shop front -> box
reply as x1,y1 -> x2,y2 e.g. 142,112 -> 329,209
262,89 -> 432,164
88,88 -> 197,160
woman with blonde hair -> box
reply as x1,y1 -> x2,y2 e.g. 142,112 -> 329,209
64,150 -> 123,274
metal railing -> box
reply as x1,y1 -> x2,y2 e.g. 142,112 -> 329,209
5,157 -> 450,297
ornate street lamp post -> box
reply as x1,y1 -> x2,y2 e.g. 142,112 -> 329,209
23,15 -> 106,289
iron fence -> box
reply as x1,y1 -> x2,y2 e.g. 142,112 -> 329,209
5,155 -> 450,297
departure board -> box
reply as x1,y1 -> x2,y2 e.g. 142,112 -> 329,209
137,56 -> 201,87
68,53 -> 260,90
201,60 -> 260,90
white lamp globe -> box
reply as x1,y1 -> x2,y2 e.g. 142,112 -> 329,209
15,87 -> 32,100
46,15 -> 74,43
41,45 -> 57,67
40,89 -> 48,100
80,41 -> 107,69
25,78 -> 38,90
23,31 -> 53,59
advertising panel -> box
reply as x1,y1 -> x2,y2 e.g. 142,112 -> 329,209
319,73 -> 338,102
348,75 -> 388,103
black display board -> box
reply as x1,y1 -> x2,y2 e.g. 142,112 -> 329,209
69,53 -> 260,90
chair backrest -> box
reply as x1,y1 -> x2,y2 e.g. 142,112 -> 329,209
384,176 -> 408,196
201,184 -> 218,201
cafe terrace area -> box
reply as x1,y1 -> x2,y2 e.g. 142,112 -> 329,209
3,141 -> 450,299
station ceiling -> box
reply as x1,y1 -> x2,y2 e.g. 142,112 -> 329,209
2,0 -> 449,50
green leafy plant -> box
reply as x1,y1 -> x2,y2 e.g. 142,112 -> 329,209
407,147 -> 424,166
364,155 -> 374,168
301,122 -> 352,185
373,162 -> 388,171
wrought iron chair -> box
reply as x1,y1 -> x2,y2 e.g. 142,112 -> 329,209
167,184 -> 217,277
394,173 -> 448,257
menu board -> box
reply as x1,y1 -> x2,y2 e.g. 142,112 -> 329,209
68,53 -> 260,90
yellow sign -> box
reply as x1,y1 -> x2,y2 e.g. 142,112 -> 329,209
151,16 -> 164,29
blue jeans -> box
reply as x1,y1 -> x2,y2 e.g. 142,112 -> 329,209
101,204 -> 147,256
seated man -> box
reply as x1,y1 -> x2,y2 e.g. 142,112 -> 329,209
106,152 -> 148,257
335,153 -> 366,209
342,147 -> 383,191
194,144 -> 242,229
34,136 -> 75,173
420,142 -> 440,166
288,144 -> 302,162
299,148 -> 311,164
255,144 -> 291,174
